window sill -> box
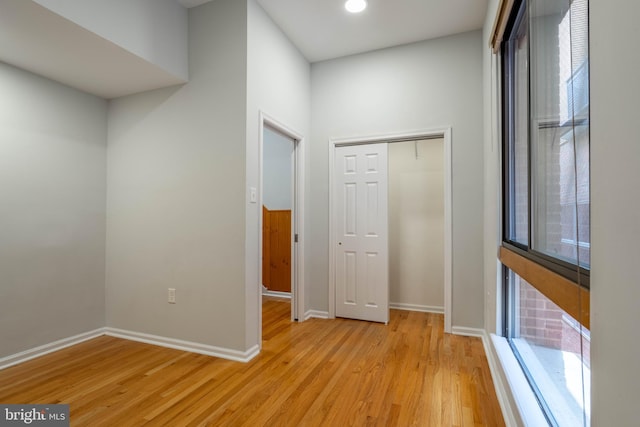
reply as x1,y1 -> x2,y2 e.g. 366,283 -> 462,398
491,334 -> 549,427
512,339 -> 590,426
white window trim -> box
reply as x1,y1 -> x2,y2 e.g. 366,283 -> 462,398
492,335 -> 550,427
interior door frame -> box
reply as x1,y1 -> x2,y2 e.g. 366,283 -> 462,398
328,128 -> 453,333
259,111 -> 305,329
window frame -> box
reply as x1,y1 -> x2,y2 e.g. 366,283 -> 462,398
500,0 -> 590,290
499,0 -> 592,424
501,0 -> 528,251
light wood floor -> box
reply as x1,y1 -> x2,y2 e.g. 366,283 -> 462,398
0,297 -> 504,426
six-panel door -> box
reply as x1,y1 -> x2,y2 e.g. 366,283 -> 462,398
334,143 -> 389,323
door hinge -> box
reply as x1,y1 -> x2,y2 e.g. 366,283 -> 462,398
294,234 -> 299,243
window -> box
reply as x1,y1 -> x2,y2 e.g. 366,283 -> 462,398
506,270 -> 590,426
503,4 -> 529,246
503,0 -> 590,285
500,0 -> 590,425
529,0 -> 590,270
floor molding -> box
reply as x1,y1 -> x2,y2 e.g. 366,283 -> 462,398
262,290 -> 291,299
104,328 -> 259,363
451,326 -> 485,337
1,327 -> 260,371
0,328 -> 105,371
304,310 -> 329,320
389,303 -> 444,314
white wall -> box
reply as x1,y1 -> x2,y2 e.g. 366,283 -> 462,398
33,0 -> 188,81
590,1 -> 640,424
389,139 -> 444,310
310,31 -> 484,328
246,0 -> 310,342
106,0 -> 249,351
0,0 -> 310,359
263,127 -> 293,211
0,62 -> 107,358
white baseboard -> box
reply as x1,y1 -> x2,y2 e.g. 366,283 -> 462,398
0,328 -> 106,371
262,290 -> 292,299
104,328 -> 259,363
0,327 -> 260,371
389,302 -> 444,314
451,326 -> 486,337
304,310 -> 329,320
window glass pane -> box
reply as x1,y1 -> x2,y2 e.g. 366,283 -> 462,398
530,0 -> 590,267
506,8 -> 529,245
509,270 -> 590,425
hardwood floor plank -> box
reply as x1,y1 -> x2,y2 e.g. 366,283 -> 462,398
0,298 -> 505,426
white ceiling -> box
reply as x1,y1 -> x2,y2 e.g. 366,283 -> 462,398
178,0 -> 489,63
253,0 -> 489,62
0,0 -> 489,99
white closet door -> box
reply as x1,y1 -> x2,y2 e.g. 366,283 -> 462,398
334,143 -> 389,323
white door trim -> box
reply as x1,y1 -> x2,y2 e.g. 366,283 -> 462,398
328,128 -> 453,333
259,111 -> 306,341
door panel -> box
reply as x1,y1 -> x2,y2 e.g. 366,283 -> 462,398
344,251 -> 357,304
334,143 -> 389,323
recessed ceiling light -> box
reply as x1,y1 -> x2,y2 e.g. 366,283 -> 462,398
345,0 -> 367,14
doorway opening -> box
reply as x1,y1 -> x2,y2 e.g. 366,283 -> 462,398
262,126 -> 294,301
259,113 -> 305,344
329,128 -> 452,332
388,139 -> 445,315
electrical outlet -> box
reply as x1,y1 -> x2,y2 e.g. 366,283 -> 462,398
168,288 -> 176,304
